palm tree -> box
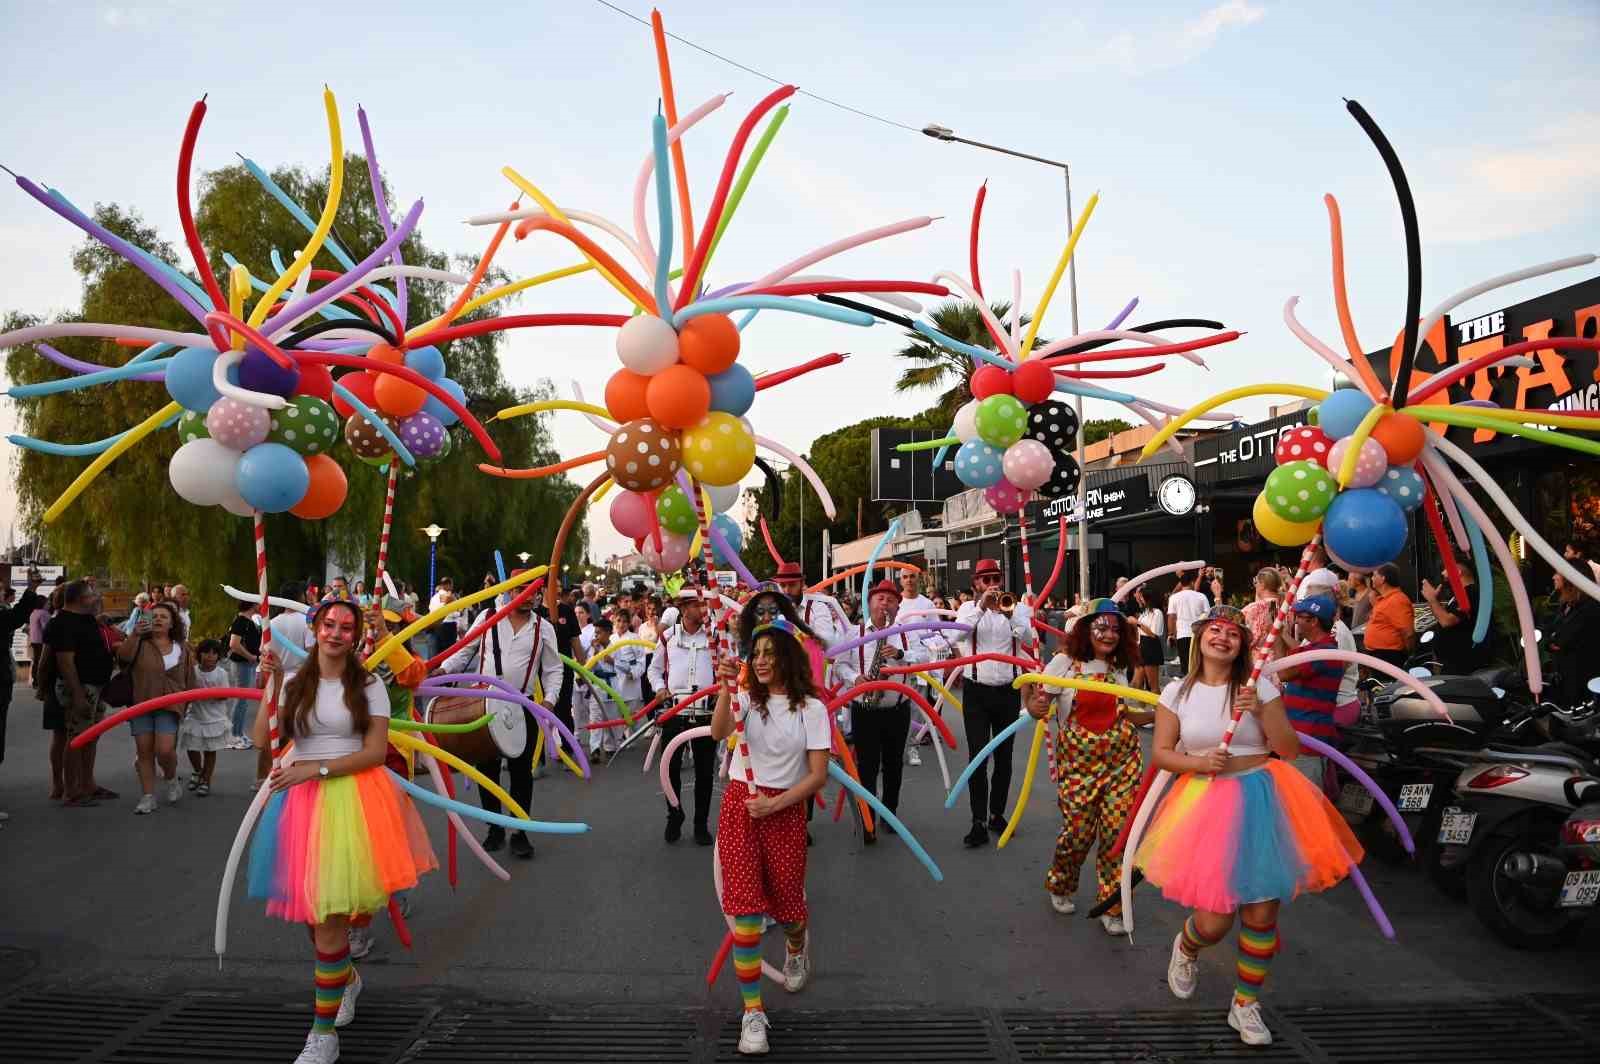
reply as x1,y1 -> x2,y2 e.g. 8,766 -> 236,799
893,300 -> 1039,419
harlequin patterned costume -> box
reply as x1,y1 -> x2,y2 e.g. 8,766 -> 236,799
1046,689 -> 1142,913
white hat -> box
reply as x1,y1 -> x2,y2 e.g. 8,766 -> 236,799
1300,568 -> 1339,596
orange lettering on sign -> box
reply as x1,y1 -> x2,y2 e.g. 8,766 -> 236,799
1386,318 -> 1450,394
1458,336 -> 1507,442
1513,319 -> 1572,413
1574,302 -> 1600,342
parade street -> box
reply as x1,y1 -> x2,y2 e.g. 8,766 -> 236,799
2,688 -> 1596,1062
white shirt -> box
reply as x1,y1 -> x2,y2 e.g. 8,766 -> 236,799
1169,589 -> 1210,640
648,623 -> 713,696
798,593 -> 850,650
578,623 -> 596,655
1334,619 -> 1359,705
428,590 -> 452,613
1138,608 -> 1165,640
832,620 -> 931,701
731,692 -> 831,789
1160,675 -> 1281,757
285,672 -> 391,761
439,610 -> 564,706
609,641 -> 649,702
953,599 -> 1036,685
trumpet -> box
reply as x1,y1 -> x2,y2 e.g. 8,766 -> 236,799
982,589 -> 1016,614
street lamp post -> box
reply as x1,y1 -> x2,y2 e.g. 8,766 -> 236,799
923,123 -> 1090,601
420,524 -> 446,599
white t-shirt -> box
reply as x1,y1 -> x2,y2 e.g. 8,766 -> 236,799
284,670 -> 391,761
732,692 -> 831,790
1169,589 -> 1211,639
161,643 -> 182,669
1160,675 -> 1281,757
1334,619 -> 1359,705
1138,608 -> 1165,640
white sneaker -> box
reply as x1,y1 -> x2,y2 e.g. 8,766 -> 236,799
164,778 -> 183,805
1049,893 -> 1076,915
134,794 -> 158,815
1228,999 -> 1273,1045
737,1010 -> 770,1055
347,927 -> 373,961
1167,933 -> 1198,999
334,970 -> 361,1028
906,748 -> 922,766
782,949 -> 809,993
294,1030 -> 340,1063
1100,913 -> 1127,936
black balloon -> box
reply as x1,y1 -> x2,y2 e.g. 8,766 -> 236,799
1037,454 -> 1082,500
1026,400 -> 1079,453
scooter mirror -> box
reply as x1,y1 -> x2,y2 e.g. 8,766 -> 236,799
1420,629 -> 1435,645
1409,667 -> 1433,679
1588,676 -> 1600,696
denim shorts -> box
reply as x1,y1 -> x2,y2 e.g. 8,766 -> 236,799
128,709 -> 180,737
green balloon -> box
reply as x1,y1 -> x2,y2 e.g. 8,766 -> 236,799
267,396 -> 341,456
975,394 -> 1028,448
1264,460 -> 1337,522
656,484 -> 699,536
177,409 -> 209,444
1306,406 -> 1320,427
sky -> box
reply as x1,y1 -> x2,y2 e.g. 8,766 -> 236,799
1,0 -> 1596,564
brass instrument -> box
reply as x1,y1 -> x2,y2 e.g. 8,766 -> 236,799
998,592 -> 1016,614
860,638 -> 889,709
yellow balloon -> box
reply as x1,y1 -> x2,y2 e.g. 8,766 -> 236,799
1253,492 -> 1321,547
681,412 -> 755,486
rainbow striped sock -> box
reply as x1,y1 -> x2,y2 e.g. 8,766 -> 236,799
312,946 -> 351,1035
733,915 -> 764,1013
1233,917 -> 1278,1005
782,919 -> 807,957
1180,915 -> 1222,958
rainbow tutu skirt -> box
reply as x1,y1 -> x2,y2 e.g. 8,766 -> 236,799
248,765 -> 437,924
1135,759 -> 1362,913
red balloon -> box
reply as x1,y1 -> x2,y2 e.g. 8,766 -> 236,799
605,368 -> 652,423
1011,359 -> 1054,404
373,372 -> 427,417
1275,424 -> 1334,468
294,363 -> 335,403
970,363 -> 1013,399
330,371 -> 377,418
289,454 -> 348,519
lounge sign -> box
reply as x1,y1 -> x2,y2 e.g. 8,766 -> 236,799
1043,474 -> 1152,523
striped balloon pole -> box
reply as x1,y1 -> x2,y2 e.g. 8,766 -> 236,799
254,512 -> 282,764
1219,532 -> 1323,753
374,463 -> 399,589
1018,516 -> 1035,603
688,479 -> 755,787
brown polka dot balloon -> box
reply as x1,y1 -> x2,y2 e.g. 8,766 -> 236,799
605,417 -> 681,492
343,412 -> 396,461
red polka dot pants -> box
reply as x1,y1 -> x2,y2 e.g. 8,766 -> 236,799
718,779 -> 809,924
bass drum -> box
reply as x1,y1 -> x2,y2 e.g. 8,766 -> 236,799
425,693 -> 529,762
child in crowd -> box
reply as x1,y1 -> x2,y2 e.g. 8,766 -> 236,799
182,639 -> 234,796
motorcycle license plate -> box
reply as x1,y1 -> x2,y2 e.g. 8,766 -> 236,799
1558,870 -> 1600,908
1337,783 -> 1374,816
1397,783 -> 1433,812
1438,807 -> 1476,845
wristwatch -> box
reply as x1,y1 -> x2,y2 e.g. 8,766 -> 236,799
318,763 -> 330,778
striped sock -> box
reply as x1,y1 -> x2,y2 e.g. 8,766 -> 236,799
732,915 -> 764,1013
1234,917 -> 1278,1005
312,946 -> 351,1035
782,919 -> 807,957
1180,915 -> 1223,958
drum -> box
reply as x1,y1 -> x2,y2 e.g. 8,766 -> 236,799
425,692 -> 528,762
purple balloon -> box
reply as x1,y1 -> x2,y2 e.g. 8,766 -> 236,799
397,410 -> 447,459
237,346 -> 300,397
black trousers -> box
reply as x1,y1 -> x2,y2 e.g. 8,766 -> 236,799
475,728 -> 534,834
853,701 -> 912,812
1369,648 -> 1408,672
961,681 -> 1019,824
1174,638 -> 1191,671
662,713 -> 715,827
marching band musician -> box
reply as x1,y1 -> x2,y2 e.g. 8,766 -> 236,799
648,585 -> 718,845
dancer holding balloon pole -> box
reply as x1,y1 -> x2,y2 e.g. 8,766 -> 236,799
249,598 -> 436,1064
1023,599 -> 1149,932
1135,604 -> 1360,1047
711,618 -> 830,1056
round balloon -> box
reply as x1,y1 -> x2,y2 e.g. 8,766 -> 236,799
397,410 -> 448,459
1326,435 -> 1388,488
655,484 -> 700,536
1263,460 -> 1337,522
294,363 -> 335,403
177,409 -> 210,444
166,346 -> 226,413
1010,359 -> 1054,404
984,480 -> 1031,515
417,429 -> 453,466
403,345 -> 446,381
267,396 -> 340,456
1036,453 -> 1082,500
1375,465 -> 1426,512
1317,388 -> 1376,439
605,368 -> 652,423
1326,542 -> 1375,574
707,363 -> 756,417
366,342 -> 405,366
330,371 -> 377,418
953,440 -> 1004,489
711,513 -> 745,562
678,313 -> 740,375
645,363 -> 711,429
1275,424 -> 1333,467
1026,400 -> 1079,454
952,400 -> 981,444
969,364 -> 1012,400
681,412 -> 755,487
616,314 -> 680,375
610,490 -> 656,539
1001,439 -> 1054,491
344,412 -> 395,460
706,482 -> 742,513
605,417 -> 681,492
372,371 -> 426,418
1323,488 -> 1408,569
205,397 -> 271,451
218,478 -> 256,517
1252,492 -> 1321,547
289,454 -> 348,520
1371,412 -> 1426,465
236,442 -> 311,514
975,394 -> 1028,448
420,376 -> 466,428
168,438 -> 241,506
237,346 -> 299,398
642,531 -> 692,572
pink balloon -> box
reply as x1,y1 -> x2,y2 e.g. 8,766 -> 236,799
1001,439 -> 1054,490
984,480 -> 1031,514
609,490 -> 656,539
205,397 -> 271,450
642,531 -> 691,572
1326,435 -> 1387,488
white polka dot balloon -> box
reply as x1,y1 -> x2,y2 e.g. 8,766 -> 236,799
1275,425 -> 1333,468
205,397 -> 271,450
1375,464 -> 1426,512
1001,438 -> 1054,491
1326,435 -> 1388,489
953,439 -> 1004,489
1025,399 -> 1079,454
604,417 -> 682,492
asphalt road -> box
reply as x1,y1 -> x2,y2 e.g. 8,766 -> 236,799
1,687 -> 1593,1013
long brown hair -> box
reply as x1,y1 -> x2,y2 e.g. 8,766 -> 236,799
1176,619 -> 1252,717
1064,613 -> 1137,672
745,629 -> 816,719
281,601 -> 374,740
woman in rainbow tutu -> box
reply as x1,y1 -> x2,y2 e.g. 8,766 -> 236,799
1136,604 -> 1361,1048
248,598 -> 437,1064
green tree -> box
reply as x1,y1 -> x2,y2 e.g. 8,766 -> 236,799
4,155 -> 586,636
892,300 -> 1037,419
1084,418 -> 1134,446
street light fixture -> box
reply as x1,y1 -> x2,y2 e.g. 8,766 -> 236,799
516,552 -> 531,565
420,524 -> 446,598
923,121 -> 1091,601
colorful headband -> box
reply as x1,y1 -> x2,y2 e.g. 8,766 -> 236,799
307,595 -> 364,628
751,616 -> 801,642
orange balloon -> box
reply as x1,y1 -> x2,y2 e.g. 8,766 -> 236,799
677,313 -> 740,375
645,364 -> 711,429
367,342 -> 405,366
605,368 -> 652,423
373,372 -> 427,417
290,454 -> 348,519
1371,412 -> 1425,464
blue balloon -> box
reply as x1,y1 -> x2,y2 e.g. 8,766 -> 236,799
1323,488 -> 1408,569
421,376 -> 467,427
1318,388 -> 1376,440
954,440 -> 1004,489
707,363 -> 756,416
404,345 -> 446,381
165,347 -> 225,412
711,513 -> 745,562
1375,465 -> 1426,512
236,442 -> 310,513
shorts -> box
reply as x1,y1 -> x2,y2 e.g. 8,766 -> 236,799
42,686 -> 65,731
129,709 -> 181,737
1139,636 -> 1164,667
56,681 -> 106,738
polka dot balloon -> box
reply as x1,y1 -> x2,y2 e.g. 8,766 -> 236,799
953,440 -> 1004,489
266,396 -> 340,456
605,417 -> 681,492
1375,464 -> 1426,512
205,397 -> 271,450
177,409 -> 209,444
397,410 -> 448,460
984,480 -> 1031,515
655,484 -> 699,536
1001,439 -> 1054,491
974,394 -> 1028,449
1326,435 -> 1388,489
343,412 -> 396,460
1025,400 -> 1079,454
680,412 -> 755,487
1263,460 -> 1336,522
1036,453 -> 1082,500
1275,424 -> 1333,468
